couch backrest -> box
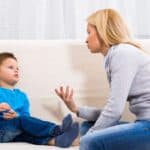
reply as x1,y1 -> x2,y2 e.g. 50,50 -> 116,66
0,40 -> 149,122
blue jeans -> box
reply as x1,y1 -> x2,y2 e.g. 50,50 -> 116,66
0,116 -> 60,145
80,120 -> 150,150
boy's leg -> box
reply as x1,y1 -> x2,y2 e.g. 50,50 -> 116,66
12,115 -> 71,145
14,122 -> 79,147
18,114 -> 73,137
80,121 -> 150,150
0,118 -> 22,142
0,114 -> 78,147
0,117 -> 56,142
19,116 -> 57,137
13,132 -> 53,145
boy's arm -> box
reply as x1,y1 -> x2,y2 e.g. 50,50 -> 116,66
20,93 -> 31,116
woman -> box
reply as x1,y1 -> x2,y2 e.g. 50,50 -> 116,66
55,9 -> 150,150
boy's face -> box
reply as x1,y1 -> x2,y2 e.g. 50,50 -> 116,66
0,58 -> 19,86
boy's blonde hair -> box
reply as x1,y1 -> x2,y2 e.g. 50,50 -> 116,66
87,9 -> 141,49
0,52 -> 17,65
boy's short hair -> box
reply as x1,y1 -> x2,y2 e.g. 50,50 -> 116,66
0,52 -> 17,65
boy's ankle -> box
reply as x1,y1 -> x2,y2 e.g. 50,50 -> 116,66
48,138 -> 55,145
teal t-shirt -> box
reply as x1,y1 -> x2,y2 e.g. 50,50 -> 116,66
0,87 -> 30,116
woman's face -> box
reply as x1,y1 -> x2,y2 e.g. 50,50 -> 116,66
86,24 -> 107,54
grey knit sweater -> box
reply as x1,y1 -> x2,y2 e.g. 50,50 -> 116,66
78,44 -> 150,133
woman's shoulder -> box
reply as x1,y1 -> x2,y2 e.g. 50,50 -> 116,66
108,43 -> 150,70
112,43 -> 140,54
110,43 -> 145,61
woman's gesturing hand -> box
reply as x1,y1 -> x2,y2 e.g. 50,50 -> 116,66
55,86 -> 79,114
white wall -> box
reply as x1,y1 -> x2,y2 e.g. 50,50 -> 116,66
0,40 -> 109,105
0,40 -> 150,121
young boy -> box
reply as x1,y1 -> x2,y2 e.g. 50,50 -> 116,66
0,52 -> 79,148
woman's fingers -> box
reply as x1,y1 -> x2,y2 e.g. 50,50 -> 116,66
65,86 -> 73,101
55,87 -> 65,100
55,86 -> 73,101
55,88 -> 61,97
65,86 -> 69,98
60,86 -> 66,100
55,86 -> 78,113
69,88 -> 73,99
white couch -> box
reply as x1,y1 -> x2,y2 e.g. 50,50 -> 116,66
0,40 -> 149,150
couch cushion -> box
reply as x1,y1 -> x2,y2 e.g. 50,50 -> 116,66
0,143 -> 79,150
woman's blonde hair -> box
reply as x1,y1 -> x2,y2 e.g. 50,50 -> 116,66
87,8 -> 142,49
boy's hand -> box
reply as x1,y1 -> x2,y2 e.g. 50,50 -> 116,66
0,103 -> 18,119
55,86 -> 79,113
3,109 -> 18,119
0,102 -> 11,112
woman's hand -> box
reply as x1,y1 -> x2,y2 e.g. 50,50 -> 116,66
55,86 -> 79,114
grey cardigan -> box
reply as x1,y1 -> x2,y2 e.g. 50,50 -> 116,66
78,44 -> 150,133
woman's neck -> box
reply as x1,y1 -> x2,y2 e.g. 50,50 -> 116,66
101,46 -> 110,56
